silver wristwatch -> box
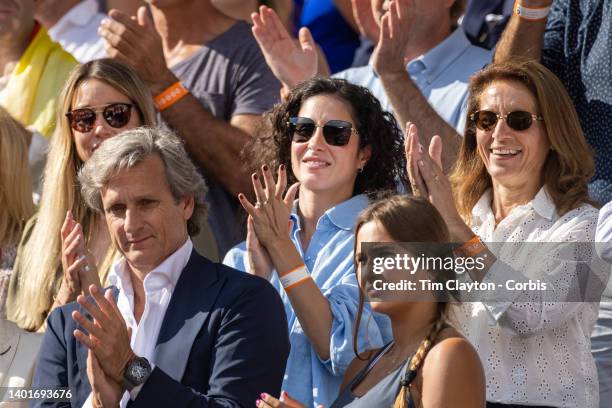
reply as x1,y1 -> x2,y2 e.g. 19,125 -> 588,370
123,356 -> 152,391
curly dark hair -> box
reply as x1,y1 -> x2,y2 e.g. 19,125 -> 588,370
244,77 -> 407,197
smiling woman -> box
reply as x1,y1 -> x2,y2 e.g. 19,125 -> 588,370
405,58 -> 601,407
6,59 -> 157,331
224,77 -> 407,407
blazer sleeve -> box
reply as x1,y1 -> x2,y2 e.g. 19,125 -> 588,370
130,275 -> 289,408
30,308 -> 72,408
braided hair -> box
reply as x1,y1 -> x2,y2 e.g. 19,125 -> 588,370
394,305 -> 446,408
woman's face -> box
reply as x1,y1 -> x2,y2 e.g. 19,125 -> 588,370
290,94 -> 370,200
475,80 -> 550,189
70,79 -> 141,162
356,220 -> 438,314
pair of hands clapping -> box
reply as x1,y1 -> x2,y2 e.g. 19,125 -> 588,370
238,165 -> 299,279
404,123 -> 465,235
251,0 -> 416,88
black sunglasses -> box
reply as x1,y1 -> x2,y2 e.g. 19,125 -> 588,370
66,103 -> 133,133
287,117 -> 357,146
470,110 -> 544,132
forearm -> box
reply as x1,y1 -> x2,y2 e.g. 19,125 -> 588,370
268,240 -> 333,360
152,77 -> 253,196
494,0 -> 552,63
379,71 -> 462,172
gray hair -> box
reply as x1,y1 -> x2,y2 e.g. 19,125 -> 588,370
78,126 -> 208,236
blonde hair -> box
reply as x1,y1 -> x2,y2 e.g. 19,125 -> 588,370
9,59 -> 156,330
0,108 -> 34,247
451,58 -> 595,222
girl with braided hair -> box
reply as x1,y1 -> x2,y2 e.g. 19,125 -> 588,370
255,196 -> 485,408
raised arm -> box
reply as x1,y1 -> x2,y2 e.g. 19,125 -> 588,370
99,8 -> 269,196
494,0 -> 553,63
251,6 -> 319,89
372,0 -> 463,172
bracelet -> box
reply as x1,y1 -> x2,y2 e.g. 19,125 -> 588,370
514,1 -> 552,21
456,235 -> 487,258
279,264 -> 311,292
154,81 -> 188,111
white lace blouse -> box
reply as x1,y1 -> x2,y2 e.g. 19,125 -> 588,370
450,188 -> 601,407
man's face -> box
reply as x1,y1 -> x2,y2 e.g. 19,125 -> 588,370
100,154 -> 194,274
0,0 -> 34,38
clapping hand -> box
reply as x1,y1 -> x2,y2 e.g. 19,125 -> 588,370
72,285 -> 135,386
87,349 -> 123,408
251,6 -> 317,89
245,214 -> 275,280
99,7 -> 176,94
405,122 -> 464,231
351,0 -> 380,43
56,211 -> 101,306
238,165 -> 299,250
372,0 -> 415,77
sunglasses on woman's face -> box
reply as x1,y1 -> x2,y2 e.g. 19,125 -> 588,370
287,116 -> 357,146
66,102 -> 133,133
470,110 -> 544,132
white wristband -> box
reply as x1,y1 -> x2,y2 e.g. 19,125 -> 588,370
514,2 -> 551,21
280,265 -> 310,291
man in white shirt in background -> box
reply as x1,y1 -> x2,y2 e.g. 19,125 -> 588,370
34,0 -> 106,63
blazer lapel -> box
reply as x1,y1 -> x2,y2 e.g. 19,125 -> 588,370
153,250 -> 222,382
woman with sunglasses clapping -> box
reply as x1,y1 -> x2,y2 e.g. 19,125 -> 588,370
6,59 -> 156,331
406,58 -> 602,407
224,77 -> 406,408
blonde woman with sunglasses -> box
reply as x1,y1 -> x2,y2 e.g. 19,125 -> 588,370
6,59 -> 156,332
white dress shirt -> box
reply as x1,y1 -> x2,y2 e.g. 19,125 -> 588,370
450,188 -> 600,407
48,0 -> 106,63
82,238 -> 193,408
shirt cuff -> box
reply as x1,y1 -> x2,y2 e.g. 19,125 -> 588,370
82,393 -> 95,408
480,260 -> 524,321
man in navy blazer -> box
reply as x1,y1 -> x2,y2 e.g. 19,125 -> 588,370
31,127 -> 290,408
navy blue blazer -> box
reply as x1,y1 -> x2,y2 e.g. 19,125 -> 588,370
31,250 -> 290,407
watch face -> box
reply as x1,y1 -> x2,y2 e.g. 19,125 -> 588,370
128,358 -> 151,384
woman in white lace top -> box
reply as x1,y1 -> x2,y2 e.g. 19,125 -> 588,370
0,108 -> 34,318
406,58 -> 602,407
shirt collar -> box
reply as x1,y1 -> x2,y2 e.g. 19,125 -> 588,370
52,0 -> 100,31
531,187 -> 556,221
290,194 -> 369,232
471,187 -> 557,222
109,238 -> 193,295
407,28 -> 472,84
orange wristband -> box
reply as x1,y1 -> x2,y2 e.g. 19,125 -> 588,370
456,235 -> 487,258
279,264 -> 311,292
154,81 -> 188,111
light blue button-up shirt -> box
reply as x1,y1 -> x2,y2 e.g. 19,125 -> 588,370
223,194 -> 392,408
333,28 -> 492,132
